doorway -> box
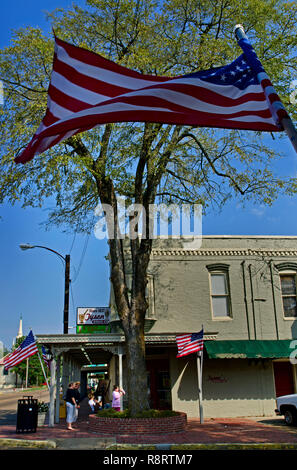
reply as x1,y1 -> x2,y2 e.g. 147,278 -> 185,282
146,359 -> 172,410
273,361 -> 295,397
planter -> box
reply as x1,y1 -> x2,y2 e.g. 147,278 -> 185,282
89,412 -> 187,435
37,412 -> 48,427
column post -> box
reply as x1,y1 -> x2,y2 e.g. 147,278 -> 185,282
49,349 -> 56,428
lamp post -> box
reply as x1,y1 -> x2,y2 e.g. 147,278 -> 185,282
19,244 -> 70,334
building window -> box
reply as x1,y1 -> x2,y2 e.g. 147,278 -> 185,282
280,274 -> 297,318
206,264 -> 231,319
210,272 -> 231,318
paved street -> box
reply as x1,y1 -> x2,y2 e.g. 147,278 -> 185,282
0,387 -> 49,425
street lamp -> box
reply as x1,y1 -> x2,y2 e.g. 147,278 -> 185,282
19,244 -> 70,334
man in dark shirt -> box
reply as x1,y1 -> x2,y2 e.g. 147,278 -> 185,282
65,383 -> 78,430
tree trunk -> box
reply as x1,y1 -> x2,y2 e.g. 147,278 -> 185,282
122,315 -> 150,415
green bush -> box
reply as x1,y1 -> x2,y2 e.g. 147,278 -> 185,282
38,401 -> 49,413
96,408 -> 179,419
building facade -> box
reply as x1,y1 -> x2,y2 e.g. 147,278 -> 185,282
39,236 -> 297,423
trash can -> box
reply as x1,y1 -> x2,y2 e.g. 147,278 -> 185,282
16,396 -> 38,433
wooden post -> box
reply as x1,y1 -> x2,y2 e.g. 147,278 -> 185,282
49,351 -> 56,428
63,255 -> 70,334
118,345 -> 123,410
55,354 -> 61,424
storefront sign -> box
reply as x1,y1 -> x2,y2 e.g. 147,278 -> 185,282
77,307 -> 110,325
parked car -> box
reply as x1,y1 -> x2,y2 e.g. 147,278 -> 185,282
275,394 -> 297,425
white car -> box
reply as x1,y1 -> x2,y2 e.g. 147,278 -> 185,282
275,394 -> 297,426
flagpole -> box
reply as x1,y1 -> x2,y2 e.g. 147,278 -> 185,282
37,351 -> 50,391
196,325 -> 204,424
25,358 -> 29,389
196,351 -> 204,424
234,24 -> 297,155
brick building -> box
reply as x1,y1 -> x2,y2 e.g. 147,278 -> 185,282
38,236 -> 297,424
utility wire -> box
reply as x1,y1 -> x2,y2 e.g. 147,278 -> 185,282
71,232 -> 90,283
69,232 -> 77,254
70,282 -> 76,327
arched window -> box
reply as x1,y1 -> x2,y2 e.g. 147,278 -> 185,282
275,263 -> 297,318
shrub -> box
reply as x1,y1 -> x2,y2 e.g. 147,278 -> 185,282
96,408 -> 179,419
38,401 -> 49,413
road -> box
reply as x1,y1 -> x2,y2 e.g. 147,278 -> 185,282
0,387 -> 50,425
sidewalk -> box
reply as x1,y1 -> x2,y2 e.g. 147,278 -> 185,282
1,397 -> 297,449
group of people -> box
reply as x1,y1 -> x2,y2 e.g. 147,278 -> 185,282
65,379 -> 126,430
88,380 -> 125,414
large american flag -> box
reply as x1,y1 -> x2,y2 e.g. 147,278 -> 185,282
176,329 -> 204,358
3,331 -> 38,370
15,36 -> 282,164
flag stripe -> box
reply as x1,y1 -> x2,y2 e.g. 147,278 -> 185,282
55,37 -> 170,83
176,330 -> 204,358
15,36 -> 282,164
54,55 -> 132,99
3,331 -> 38,370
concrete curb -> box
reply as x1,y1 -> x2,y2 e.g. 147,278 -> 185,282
107,443 -> 297,451
0,438 -> 56,449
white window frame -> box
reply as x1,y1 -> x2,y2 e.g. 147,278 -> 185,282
208,270 -> 232,320
279,270 -> 297,320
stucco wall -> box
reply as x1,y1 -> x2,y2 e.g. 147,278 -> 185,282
170,352 -> 276,418
146,236 -> 297,340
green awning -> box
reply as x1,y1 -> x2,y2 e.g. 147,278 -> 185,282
205,340 -> 295,359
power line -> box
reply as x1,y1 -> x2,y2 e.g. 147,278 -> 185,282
70,282 -> 76,326
69,232 -> 77,254
71,232 -> 90,283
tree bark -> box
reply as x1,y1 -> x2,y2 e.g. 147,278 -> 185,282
122,316 -> 149,414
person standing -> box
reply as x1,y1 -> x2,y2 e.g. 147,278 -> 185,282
95,378 -> 109,408
112,385 -> 125,412
65,382 -> 78,430
73,381 -> 81,424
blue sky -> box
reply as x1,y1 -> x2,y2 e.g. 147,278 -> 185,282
1,1 -> 297,349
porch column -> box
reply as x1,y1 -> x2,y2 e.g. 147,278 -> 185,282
61,352 -> 70,395
118,345 -> 123,411
55,354 -> 61,424
49,349 -> 56,428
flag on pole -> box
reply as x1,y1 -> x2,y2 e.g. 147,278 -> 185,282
176,329 -> 204,358
15,35 -> 285,164
3,330 -> 38,370
41,345 -> 51,370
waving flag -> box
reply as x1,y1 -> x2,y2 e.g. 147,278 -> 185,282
3,331 -> 38,370
15,36 -> 284,164
41,345 -> 51,370
176,329 -> 204,358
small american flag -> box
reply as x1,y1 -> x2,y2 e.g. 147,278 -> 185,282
42,345 -> 51,369
15,36 -> 284,164
176,329 -> 204,358
3,331 -> 38,370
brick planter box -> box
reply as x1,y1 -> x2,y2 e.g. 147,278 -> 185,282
89,412 -> 187,435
